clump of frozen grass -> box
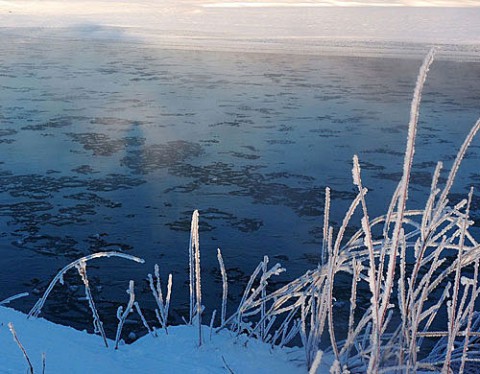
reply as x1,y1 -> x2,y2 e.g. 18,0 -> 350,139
115,280 -> 135,349
23,250 -> 178,349
216,255 -> 304,347
148,264 -> 172,334
28,251 -> 144,319
207,48 -> 480,373
27,251 -> 144,347
291,50 -> 480,372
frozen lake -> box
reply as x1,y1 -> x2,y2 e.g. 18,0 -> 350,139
0,30 -> 479,337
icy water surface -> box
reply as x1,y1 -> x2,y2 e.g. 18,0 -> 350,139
0,32 -> 479,338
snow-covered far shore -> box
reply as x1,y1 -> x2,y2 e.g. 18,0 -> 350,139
0,1 -> 479,59
0,306 -> 309,373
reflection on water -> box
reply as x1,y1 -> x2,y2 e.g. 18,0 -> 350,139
0,32 -> 479,337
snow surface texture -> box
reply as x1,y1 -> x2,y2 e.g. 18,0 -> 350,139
0,1 -> 479,58
0,307 -> 307,373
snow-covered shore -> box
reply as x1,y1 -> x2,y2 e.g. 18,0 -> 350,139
0,306 -> 307,373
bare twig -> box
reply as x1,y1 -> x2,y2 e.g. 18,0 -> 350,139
8,322 -> 34,374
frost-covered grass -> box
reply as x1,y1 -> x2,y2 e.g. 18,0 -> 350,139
2,49 -> 480,373
227,49 -> 480,373
314,50 -> 480,373
207,48 -> 480,372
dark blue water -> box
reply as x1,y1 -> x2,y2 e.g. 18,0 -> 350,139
0,31 -> 479,337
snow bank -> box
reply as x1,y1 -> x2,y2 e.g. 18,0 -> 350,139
0,307 -> 306,373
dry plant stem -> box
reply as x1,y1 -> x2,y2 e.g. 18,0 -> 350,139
270,310 -> 296,347
353,155 -> 383,366
327,189 -> 365,362
309,350 -> 324,374
190,210 -> 202,346
345,259 -> 362,361
217,248 -> 228,325
340,308 -> 374,357
408,238 -> 448,368
379,182 -> 401,280
115,280 -> 135,349
411,240 -> 443,316
0,292 -> 29,306
413,119 -> 480,301
188,212 -> 196,324
216,257 -> 285,336
343,209 -> 423,255
435,119 -> 480,219
209,310 -> 217,341
221,355 -> 235,374
261,255 -> 268,340
347,260 -> 360,335
442,189 -> 473,373
8,322 -> 34,374
330,359 -> 341,374
305,271 -> 328,362
425,243 -> 480,296
419,271 -> 451,339
244,262 -> 285,324
381,47 -> 435,312
353,156 -> 378,302
165,274 -> 172,322
300,296 -> 311,364
148,264 -> 172,333
76,261 -> 109,348
397,230 -> 407,368
460,259 -> 479,373
420,161 -> 443,242
367,48 -> 435,373
407,225 -> 439,310
312,293 -> 329,356
322,187 -> 331,266
134,301 -> 155,337
28,251 -> 144,319
229,261 -> 263,332
282,319 -> 301,347
412,162 -> 443,291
